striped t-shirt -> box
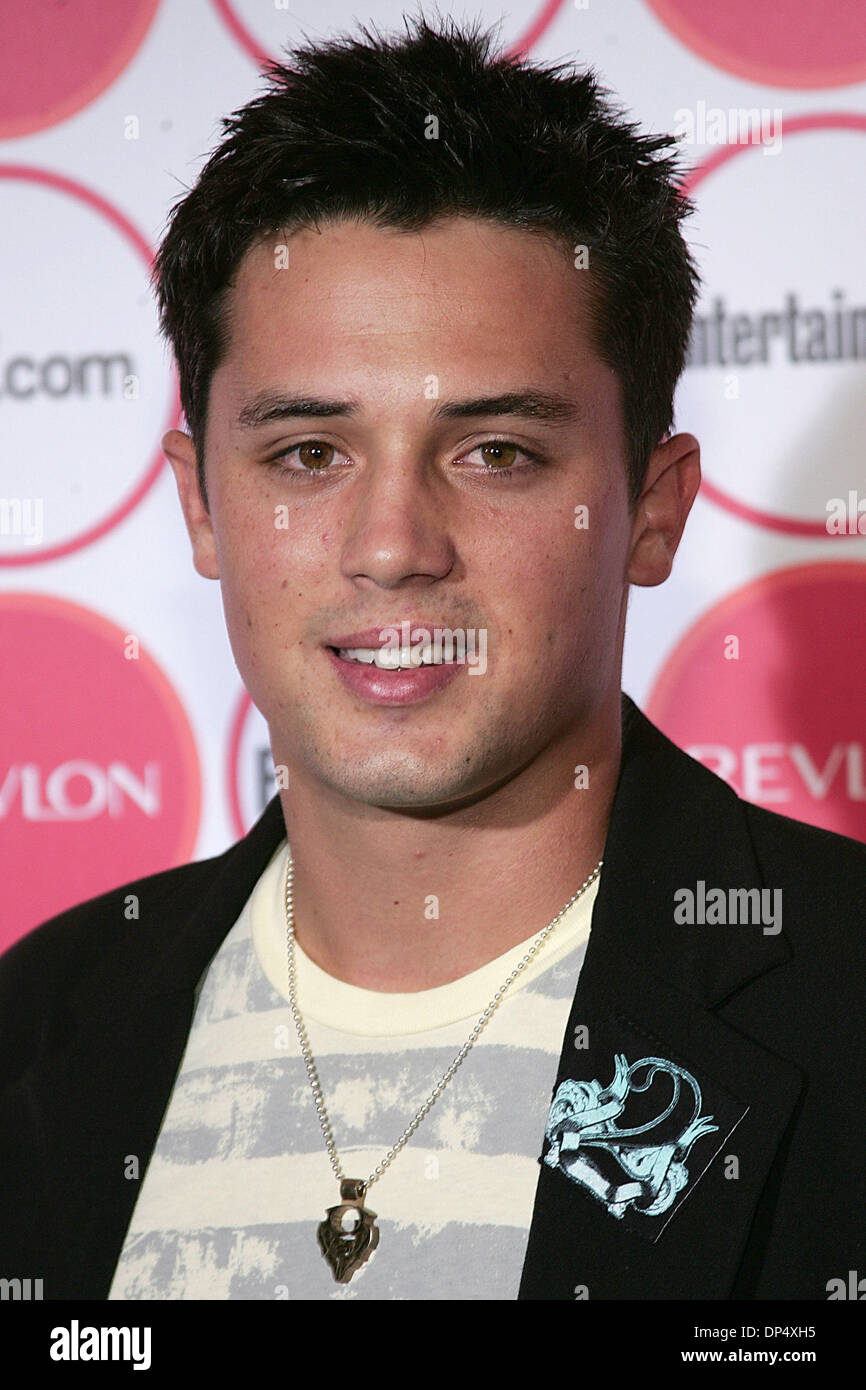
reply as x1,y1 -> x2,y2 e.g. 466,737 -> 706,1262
108,840 -> 598,1300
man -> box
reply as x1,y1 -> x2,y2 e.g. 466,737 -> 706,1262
1,16 -> 863,1302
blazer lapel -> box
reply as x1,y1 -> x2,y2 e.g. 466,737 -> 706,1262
518,695 -> 804,1299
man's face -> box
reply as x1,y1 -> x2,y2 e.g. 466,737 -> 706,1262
167,216 -> 688,811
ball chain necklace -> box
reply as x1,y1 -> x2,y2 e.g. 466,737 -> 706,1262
284,849 -> 604,1283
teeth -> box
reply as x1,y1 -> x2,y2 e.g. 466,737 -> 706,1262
337,646 -> 449,669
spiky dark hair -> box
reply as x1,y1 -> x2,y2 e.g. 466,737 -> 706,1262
153,12 -> 700,506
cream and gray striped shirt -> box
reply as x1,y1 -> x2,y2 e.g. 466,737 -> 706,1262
109,840 -> 598,1300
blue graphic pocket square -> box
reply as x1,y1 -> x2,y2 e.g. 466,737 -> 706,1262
544,1042 -> 748,1241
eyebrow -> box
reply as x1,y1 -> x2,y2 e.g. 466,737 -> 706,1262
235,389 -> 584,430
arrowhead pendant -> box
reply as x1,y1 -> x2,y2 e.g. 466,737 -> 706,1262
318,1178 -> 380,1283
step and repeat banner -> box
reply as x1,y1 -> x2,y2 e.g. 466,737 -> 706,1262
2,0 -> 865,952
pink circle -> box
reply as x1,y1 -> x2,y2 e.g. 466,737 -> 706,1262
0,165 -> 179,567
210,0 -> 568,66
682,113 -> 866,536
0,0 -> 161,139
0,592 -> 201,953
646,562 -> 866,842
645,0 -> 866,88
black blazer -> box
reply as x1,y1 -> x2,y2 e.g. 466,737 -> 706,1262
1,694 -> 864,1300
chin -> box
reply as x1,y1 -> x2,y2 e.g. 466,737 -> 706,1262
298,741 -> 484,807
327,765 -> 470,809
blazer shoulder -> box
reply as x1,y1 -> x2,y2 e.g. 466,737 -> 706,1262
742,795 -> 866,875
630,694 -> 866,878
0,849 -> 224,980
0,795 -> 286,1088
0,848 -> 229,1087
740,797 -> 866,970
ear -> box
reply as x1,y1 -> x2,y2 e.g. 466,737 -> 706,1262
626,432 -> 701,588
162,428 -> 219,580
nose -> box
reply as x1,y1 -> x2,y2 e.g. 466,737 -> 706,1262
338,450 -> 456,590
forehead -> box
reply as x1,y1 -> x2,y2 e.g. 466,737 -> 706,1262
217,215 -> 607,391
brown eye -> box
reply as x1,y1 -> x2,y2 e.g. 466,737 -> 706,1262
298,442 -> 335,469
479,441 -> 518,469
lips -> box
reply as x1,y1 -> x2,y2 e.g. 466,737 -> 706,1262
324,641 -> 464,705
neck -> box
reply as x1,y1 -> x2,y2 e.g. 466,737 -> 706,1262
276,700 -> 622,992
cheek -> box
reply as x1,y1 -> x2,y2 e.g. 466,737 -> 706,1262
511,504 -> 626,655
215,490 -> 337,662
512,519 -> 601,613
211,502 -> 283,641
215,485 -> 289,588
